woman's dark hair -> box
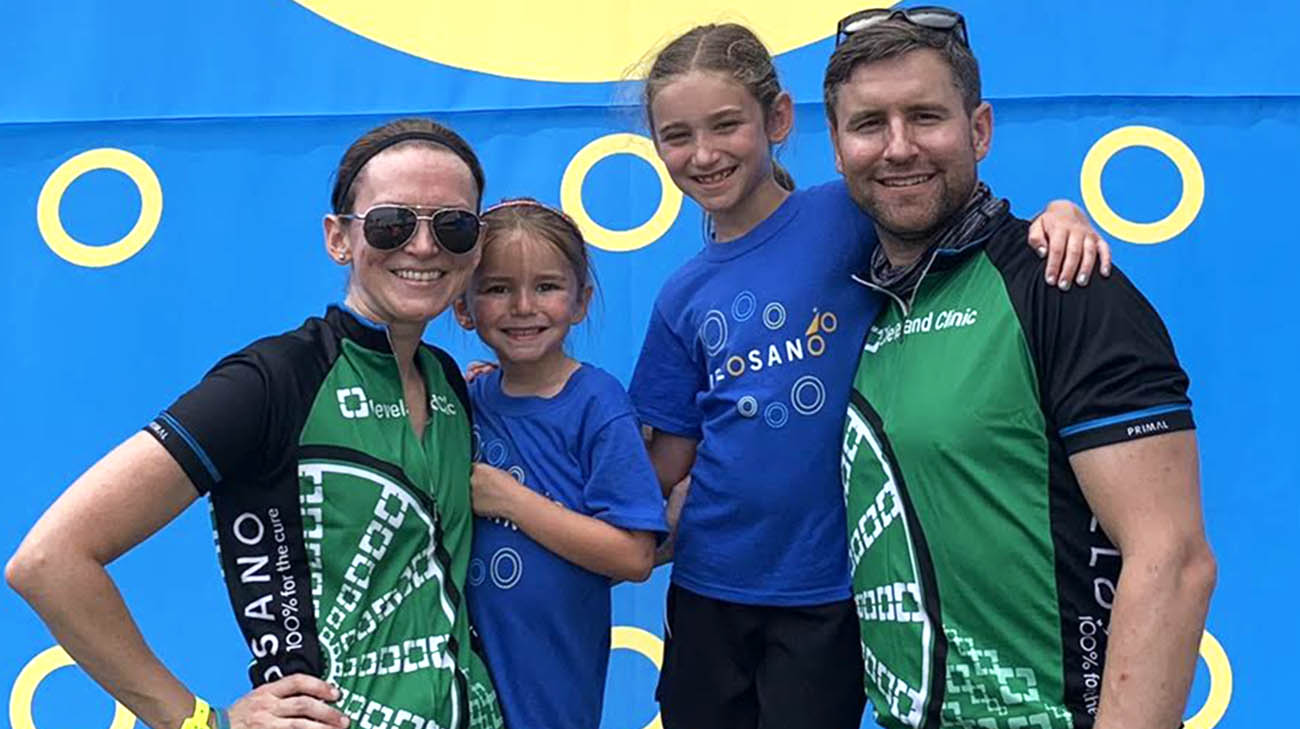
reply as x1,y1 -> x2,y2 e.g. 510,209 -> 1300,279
331,118 -> 486,213
644,23 -> 793,191
481,198 -> 594,292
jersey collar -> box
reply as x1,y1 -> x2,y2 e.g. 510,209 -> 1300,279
327,303 -> 396,353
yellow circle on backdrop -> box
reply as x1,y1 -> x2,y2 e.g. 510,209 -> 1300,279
611,626 -> 664,729
292,0 -> 896,83
9,646 -> 137,729
561,133 -> 683,253
1186,630 -> 1232,729
37,148 -> 163,268
1080,126 -> 1204,245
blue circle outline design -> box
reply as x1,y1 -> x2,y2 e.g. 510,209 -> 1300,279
468,558 -> 487,587
485,440 -> 508,466
764,402 -> 789,428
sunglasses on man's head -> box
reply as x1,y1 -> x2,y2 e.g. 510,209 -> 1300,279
338,205 -> 482,254
835,6 -> 970,48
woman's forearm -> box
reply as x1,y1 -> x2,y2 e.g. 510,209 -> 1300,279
8,432 -> 348,729
6,434 -> 206,729
7,550 -> 196,729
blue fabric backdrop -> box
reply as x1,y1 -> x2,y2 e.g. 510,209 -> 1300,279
2,2 -> 1294,728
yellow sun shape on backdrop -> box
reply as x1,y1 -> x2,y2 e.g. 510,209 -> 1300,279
292,0 -> 896,83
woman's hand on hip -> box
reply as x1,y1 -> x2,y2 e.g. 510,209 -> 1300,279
227,674 -> 349,729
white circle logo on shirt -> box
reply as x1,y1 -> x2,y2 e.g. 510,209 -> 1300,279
490,548 -> 523,590
699,310 -> 729,356
737,396 -> 759,418
731,291 -> 757,322
762,302 -> 787,330
791,375 -> 827,416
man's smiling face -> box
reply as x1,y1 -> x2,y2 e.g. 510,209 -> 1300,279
830,49 -> 991,244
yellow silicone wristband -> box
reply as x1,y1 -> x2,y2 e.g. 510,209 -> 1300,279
180,697 -> 211,729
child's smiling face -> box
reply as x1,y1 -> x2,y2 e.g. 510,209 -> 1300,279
650,70 -> 790,237
459,230 -> 590,368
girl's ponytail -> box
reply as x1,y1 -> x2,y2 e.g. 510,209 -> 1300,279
773,162 -> 795,192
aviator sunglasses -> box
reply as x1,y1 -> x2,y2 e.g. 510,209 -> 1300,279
338,205 -> 482,254
835,6 -> 970,48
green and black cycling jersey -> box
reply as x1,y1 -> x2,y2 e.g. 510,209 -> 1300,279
841,215 -> 1194,729
145,304 -> 503,729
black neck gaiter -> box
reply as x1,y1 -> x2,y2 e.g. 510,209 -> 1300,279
868,182 -> 1010,302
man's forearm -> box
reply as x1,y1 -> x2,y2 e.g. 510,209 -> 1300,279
1094,545 -> 1216,729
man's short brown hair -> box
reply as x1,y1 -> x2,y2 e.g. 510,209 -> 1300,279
823,18 -> 982,126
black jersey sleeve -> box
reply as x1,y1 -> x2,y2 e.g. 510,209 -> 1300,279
990,219 -> 1194,455
143,351 -> 273,495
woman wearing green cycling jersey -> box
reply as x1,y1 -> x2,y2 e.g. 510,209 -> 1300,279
7,118 -> 504,729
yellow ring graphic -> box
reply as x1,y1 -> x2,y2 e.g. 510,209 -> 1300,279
37,148 -> 163,267
611,626 -> 664,729
1080,126 -> 1203,245
560,134 -> 683,253
807,334 -> 826,357
1185,630 -> 1232,729
9,646 -> 137,729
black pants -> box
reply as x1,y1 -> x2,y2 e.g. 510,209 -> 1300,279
656,583 -> 866,729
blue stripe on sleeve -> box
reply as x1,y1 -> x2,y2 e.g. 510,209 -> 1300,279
158,412 -> 223,484
1058,403 -> 1192,438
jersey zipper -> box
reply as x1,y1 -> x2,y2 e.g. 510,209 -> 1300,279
850,245 -> 942,318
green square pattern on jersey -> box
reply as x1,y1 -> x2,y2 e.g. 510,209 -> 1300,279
297,339 -> 502,729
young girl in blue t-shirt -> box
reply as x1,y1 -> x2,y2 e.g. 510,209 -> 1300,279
628,22 -> 1111,729
452,198 -> 667,729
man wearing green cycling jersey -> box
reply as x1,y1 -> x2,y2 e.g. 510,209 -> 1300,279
824,8 -> 1216,729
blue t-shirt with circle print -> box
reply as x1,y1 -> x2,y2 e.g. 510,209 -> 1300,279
466,364 -> 667,729
629,180 -> 882,606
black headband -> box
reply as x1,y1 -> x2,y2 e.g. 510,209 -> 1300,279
332,130 -> 483,213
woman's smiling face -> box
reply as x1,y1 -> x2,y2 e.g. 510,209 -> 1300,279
326,144 -> 482,329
